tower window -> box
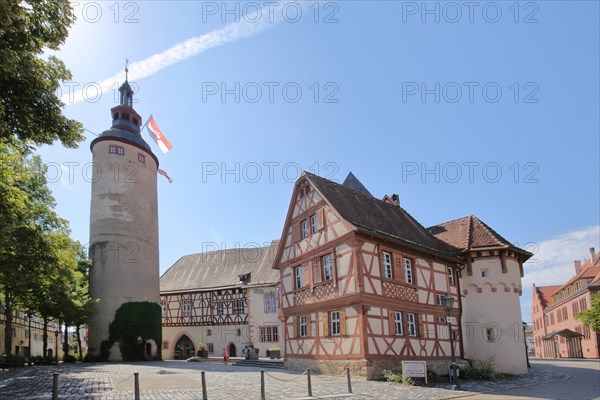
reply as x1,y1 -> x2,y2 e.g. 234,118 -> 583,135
481,269 -> 489,277
109,145 -> 124,155
138,153 -> 145,163
122,112 -> 130,121
113,113 -> 119,120
133,117 -> 139,125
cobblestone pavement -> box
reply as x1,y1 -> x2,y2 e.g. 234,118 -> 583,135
0,360 -> 567,400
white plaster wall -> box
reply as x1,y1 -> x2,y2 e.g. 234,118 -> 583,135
88,140 -> 160,357
460,257 -> 527,374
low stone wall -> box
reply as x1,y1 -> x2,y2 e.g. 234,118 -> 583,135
285,357 -> 469,380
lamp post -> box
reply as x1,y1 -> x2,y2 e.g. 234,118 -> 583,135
522,322 -> 531,368
26,311 -> 32,363
441,294 -> 458,390
54,330 -> 59,363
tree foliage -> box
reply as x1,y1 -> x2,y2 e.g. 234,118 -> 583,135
0,0 -> 83,147
576,292 -> 600,332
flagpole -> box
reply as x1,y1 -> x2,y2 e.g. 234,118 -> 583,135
141,114 -> 153,131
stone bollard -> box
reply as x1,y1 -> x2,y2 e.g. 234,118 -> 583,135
52,373 -> 59,400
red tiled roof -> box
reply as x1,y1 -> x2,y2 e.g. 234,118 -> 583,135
550,252 -> 600,297
535,285 -> 561,308
428,215 -> 532,259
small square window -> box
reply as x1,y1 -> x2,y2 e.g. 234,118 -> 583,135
138,153 -> 145,163
481,269 -> 489,277
109,145 -> 124,155
162,341 -> 169,350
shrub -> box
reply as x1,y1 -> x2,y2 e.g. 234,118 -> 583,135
462,360 -> 503,380
63,354 -> 77,363
382,369 -> 413,385
1,354 -> 26,367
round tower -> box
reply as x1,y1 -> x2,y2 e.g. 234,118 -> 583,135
88,76 -> 160,359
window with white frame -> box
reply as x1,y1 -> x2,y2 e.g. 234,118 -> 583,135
264,292 -> 277,313
301,219 -> 309,238
435,316 -> 446,323
436,294 -> 444,305
161,301 -> 167,317
207,343 -> 214,353
486,327 -> 495,342
295,266 -> 304,289
299,315 -> 307,337
323,255 -> 333,281
448,266 -> 455,285
216,302 -> 224,316
233,300 -> 245,314
407,312 -> 417,336
404,258 -> 413,284
310,214 -> 318,233
383,252 -> 393,279
182,299 -> 191,317
260,326 -> 279,342
109,145 -> 124,155
330,311 -> 341,336
394,311 -> 404,335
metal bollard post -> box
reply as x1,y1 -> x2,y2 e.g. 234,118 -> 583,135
346,368 -> 352,393
307,368 -> 312,397
52,373 -> 59,400
260,370 -> 266,400
134,372 -> 140,400
201,371 -> 208,400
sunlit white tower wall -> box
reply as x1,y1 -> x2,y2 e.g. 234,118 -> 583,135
87,78 -> 160,359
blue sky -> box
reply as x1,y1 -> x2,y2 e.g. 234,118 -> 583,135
39,1 -> 599,322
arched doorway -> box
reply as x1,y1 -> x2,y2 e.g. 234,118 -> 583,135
174,335 -> 195,360
228,343 -> 237,357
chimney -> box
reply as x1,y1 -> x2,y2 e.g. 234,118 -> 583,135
574,260 -> 582,275
591,247 -> 596,260
392,193 -> 400,206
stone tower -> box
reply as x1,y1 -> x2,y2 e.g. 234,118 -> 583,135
88,75 -> 160,359
429,215 -> 532,374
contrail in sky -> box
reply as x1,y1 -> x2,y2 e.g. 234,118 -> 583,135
62,3 -> 292,105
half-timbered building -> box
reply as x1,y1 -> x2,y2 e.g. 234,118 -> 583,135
160,241 -> 283,360
273,172 -> 464,378
273,172 -> 532,378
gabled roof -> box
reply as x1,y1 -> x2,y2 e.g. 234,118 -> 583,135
342,172 -> 373,197
534,285 -> 561,308
160,241 -> 280,293
427,215 -> 532,259
305,173 -> 459,263
550,252 -> 600,297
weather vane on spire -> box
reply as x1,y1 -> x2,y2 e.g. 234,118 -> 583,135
125,58 -> 129,81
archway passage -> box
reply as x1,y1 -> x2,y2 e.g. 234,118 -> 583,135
228,343 -> 237,357
174,335 -> 195,360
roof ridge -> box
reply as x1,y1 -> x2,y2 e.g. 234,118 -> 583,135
428,215 -> 472,228
466,215 -> 474,250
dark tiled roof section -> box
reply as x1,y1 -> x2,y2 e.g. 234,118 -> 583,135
342,172 -> 373,197
305,173 -> 458,261
160,241 -> 280,293
428,215 -> 516,252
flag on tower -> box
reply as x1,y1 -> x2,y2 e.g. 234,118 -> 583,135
158,169 -> 173,184
145,115 -> 173,153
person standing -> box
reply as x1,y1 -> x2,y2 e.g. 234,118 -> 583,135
223,347 -> 229,364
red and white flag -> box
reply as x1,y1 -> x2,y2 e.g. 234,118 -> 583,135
146,115 -> 173,153
158,169 -> 173,184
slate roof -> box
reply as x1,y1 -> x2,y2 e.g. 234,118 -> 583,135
160,241 -> 280,293
305,173 -> 459,263
342,172 -> 373,197
428,215 -> 532,259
